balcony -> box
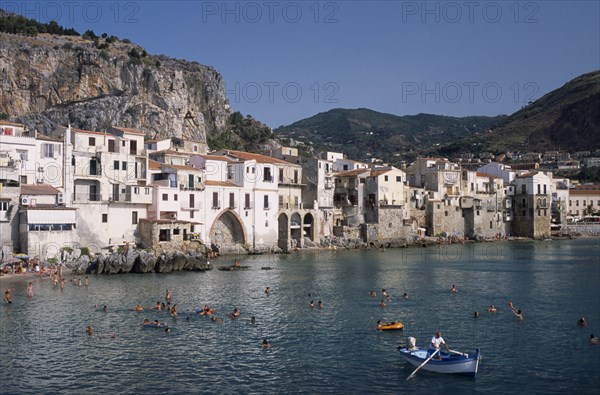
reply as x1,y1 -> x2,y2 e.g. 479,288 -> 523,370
73,193 -> 102,203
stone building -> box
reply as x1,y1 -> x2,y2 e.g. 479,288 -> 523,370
511,171 -> 552,239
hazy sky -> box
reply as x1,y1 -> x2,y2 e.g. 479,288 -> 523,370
6,1 -> 600,128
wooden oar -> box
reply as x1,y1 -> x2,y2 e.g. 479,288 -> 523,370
407,348 -> 439,380
448,349 -> 467,357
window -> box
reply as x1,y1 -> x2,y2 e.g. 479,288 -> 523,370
396,176 -> 401,182
0,201 -> 9,212
162,194 -> 168,201
108,140 -> 116,152
16,149 -> 28,161
193,145 -> 198,152
490,221 -> 493,229
264,167 -> 272,182
173,228 -> 180,235
121,161 -> 127,170
384,175 -> 388,181
122,140 -> 126,147
189,194 -> 195,208
229,193 -> 235,208
212,192 -> 219,208
245,193 -> 251,209
521,184 -> 526,194
132,211 -> 138,224
174,194 -> 178,201
159,229 -> 171,242
264,195 -> 269,209
102,214 -> 107,223
134,187 -> 140,194
42,143 -> 55,158
279,168 -> 284,183
294,170 -> 299,184
360,178 -> 365,184
543,184 -> 547,194
576,200 -> 579,206
113,160 -> 119,170
188,174 -> 194,189
130,140 -> 137,155
343,165 -> 348,170
190,211 -> 194,218
89,137 -> 95,146
537,184 -> 540,194
145,188 -> 150,195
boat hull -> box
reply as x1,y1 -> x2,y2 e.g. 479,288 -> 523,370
399,348 -> 480,377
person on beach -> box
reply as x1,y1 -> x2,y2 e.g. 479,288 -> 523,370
590,334 -> 598,345
487,305 -> 497,313
262,339 -> 272,349
60,278 -> 65,289
84,276 -> 89,286
165,289 -> 172,303
578,317 -> 587,327
53,275 -> 58,288
4,289 -> 12,304
430,331 -> 451,357
451,285 -> 458,293
26,282 -> 33,297
508,301 -> 523,320
58,263 -> 63,278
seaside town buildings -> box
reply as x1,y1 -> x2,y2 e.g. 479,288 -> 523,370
1,120 -> 599,260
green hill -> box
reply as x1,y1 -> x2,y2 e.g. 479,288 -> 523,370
275,108 -> 506,162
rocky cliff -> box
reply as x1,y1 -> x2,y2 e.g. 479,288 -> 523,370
0,32 -> 231,141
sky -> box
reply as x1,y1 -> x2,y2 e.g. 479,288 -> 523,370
4,0 -> 600,128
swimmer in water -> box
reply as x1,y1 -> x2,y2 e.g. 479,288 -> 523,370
262,339 -> 272,349
578,317 -> 587,327
487,305 -> 497,313
86,325 -> 94,336
508,301 -> 523,320
230,308 -> 240,318
590,334 -> 598,345
379,300 -> 386,308
4,289 -> 12,304
318,301 -> 324,308
451,285 -> 458,293
474,311 -> 480,318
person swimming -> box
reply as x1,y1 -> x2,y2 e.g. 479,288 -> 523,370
487,305 -> 497,313
403,292 -> 408,299
318,301 -> 324,308
474,311 -> 480,318
578,317 -> 587,327
508,301 -> 523,320
250,316 -> 256,324
134,304 -> 144,312
262,339 -> 272,349
231,308 -> 240,318
451,285 -> 458,293
590,334 -> 598,345
379,300 -> 386,308
86,325 -> 94,336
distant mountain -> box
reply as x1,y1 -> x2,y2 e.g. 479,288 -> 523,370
466,70 -> 600,153
275,108 -> 506,162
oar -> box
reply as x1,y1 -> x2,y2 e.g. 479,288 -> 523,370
448,349 -> 467,357
407,348 -> 439,380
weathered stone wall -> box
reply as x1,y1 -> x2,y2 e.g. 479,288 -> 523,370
426,201 -> 465,237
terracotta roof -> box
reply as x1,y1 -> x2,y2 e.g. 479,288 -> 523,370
569,189 -> 600,195
476,172 -> 500,179
197,154 -> 238,163
370,170 -> 391,177
334,169 -> 370,177
148,159 -> 162,170
205,180 -> 239,187
21,184 -> 60,195
0,121 -> 25,127
213,149 -> 288,165
111,126 -> 146,135
163,163 -> 201,172
573,184 -> 600,190
35,134 -> 62,142
150,149 -> 191,157
72,127 -> 107,136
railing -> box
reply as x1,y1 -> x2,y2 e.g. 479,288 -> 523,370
73,193 -> 102,202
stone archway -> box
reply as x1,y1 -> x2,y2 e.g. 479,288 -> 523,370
303,213 -> 314,241
209,210 -> 246,249
278,213 -> 289,251
290,213 -> 302,246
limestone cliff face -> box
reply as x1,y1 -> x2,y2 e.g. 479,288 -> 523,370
0,33 -> 231,141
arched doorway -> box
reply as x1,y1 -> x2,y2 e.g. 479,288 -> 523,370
209,211 -> 246,250
303,213 -> 314,241
278,213 -> 289,251
291,213 -> 302,247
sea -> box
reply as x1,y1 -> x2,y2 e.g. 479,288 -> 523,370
0,238 -> 599,394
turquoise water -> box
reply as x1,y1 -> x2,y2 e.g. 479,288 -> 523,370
1,239 -> 599,394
